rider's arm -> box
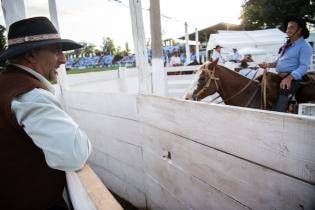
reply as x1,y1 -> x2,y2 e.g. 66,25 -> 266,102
258,62 -> 276,69
290,45 -> 313,80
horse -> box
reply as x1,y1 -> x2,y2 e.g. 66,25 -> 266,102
184,60 -> 315,112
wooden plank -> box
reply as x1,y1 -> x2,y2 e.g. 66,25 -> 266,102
137,95 -> 315,184
88,149 -> 145,193
141,124 -> 315,209
143,149 -> 250,210
67,108 -> 142,148
64,91 -> 138,120
91,163 -> 147,209
75,165 -> 123,210
165,65 -> 201,73
145,175 -> 190,210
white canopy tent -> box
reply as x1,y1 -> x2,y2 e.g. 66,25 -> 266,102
207,28 -> 286,54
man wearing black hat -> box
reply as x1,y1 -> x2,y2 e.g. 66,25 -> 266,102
211,45 -> 225,64
259,16 -> 313,112
0,17 -> 91,209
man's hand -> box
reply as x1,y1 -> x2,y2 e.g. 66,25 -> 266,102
280,74 -> 293,89
258,62 -> 268,69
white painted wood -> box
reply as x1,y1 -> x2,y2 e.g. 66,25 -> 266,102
129,0 -> 151,94
91,163 -> 147,209
67,108 -> 141,147
151,58 -> 166,96
141,123 -> 315,209
184,22 -> 191,64
117,67 -> 127,92
1,0 -> 26,27
143,149 -> 249,210
64,91 -> 138,120
145,175 -> 190,210
137,95 -> 315,184
165,65 -> 201,73
89,149 -> 145,193
150,0 -> 166,96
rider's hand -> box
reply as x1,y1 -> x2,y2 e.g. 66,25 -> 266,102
258,62 -> 268,69
280,75 -> 293,89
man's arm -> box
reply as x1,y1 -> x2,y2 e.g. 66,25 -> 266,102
12,88 -> 92,171
290,45 -> 313,80
258,62 -> 276,69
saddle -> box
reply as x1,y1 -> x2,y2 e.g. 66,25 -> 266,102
256,72 -> 315,111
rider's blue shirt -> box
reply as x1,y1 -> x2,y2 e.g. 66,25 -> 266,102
276,37 -> 313,80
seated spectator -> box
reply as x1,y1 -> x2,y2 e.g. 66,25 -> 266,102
238,61 -> 257,79
241,54 -> 254,62
228,48 -> 241,63
211,45 -> 225,64
170,50 -> 182,66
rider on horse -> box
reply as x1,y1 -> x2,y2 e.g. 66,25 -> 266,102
258,16 -> 313,112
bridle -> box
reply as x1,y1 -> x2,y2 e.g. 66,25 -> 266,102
194,66 -> 220,100
193,65 -> 261,107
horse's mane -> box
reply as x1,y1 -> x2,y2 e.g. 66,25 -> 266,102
201,62 -> 260,84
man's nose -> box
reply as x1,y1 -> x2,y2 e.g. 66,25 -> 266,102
58,52 -> 67,64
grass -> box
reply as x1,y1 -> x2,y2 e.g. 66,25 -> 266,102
66,66 -> 119,74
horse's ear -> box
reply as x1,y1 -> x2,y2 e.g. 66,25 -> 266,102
208,58 -> 218,69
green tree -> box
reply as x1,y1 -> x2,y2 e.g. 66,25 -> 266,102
240,0 -> 315,30
84,43 -> 96,56
123,42 -> 131,55
73,42 -> 84,57
102,37 -> 116,55
0,24 -> 6,67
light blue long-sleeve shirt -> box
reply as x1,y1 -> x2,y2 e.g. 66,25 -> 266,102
276,37 -> 313,80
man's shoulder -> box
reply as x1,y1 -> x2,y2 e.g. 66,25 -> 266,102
14,88 -> 58,105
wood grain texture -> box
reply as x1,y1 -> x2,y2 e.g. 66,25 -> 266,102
141,124 -> 315,210
70,164 -> 123,210
138,95 -> 315,184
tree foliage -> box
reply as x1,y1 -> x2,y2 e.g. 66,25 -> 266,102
102,37 -> 116,55
240,0 -> 315,30
0,24 -> 6,67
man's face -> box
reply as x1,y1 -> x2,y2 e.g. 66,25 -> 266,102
34,44 -> 66,81
286,21 -> 302,40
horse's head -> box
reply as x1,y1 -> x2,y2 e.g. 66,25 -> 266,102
184,60 -> 220,101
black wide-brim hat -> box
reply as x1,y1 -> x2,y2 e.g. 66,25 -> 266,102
283,16 -> 310,39
0,16 -> 82,61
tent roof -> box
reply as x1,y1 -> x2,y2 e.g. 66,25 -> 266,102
207,28 -> 286,51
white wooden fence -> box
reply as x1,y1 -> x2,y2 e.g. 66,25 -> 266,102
63,90 -> 315,210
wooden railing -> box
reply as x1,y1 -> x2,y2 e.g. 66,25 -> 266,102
66,164 -> 123,210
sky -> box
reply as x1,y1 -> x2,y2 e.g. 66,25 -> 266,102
0,0 -> 244,51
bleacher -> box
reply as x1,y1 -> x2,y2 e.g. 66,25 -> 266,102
65,54 -> 136,69
65,44 -> 207,69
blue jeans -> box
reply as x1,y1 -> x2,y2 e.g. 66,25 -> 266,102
275,80 -> 301,112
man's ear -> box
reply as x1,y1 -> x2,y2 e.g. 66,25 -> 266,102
24,50 -> 38,64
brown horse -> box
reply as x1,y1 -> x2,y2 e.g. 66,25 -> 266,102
184,60 -> 315,111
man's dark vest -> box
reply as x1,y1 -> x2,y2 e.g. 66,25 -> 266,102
0,65 -> 66,210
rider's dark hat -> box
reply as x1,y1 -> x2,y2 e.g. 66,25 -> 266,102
283,16 -> 310,39
0,16 -> 82,61
214,45 -> 223,49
